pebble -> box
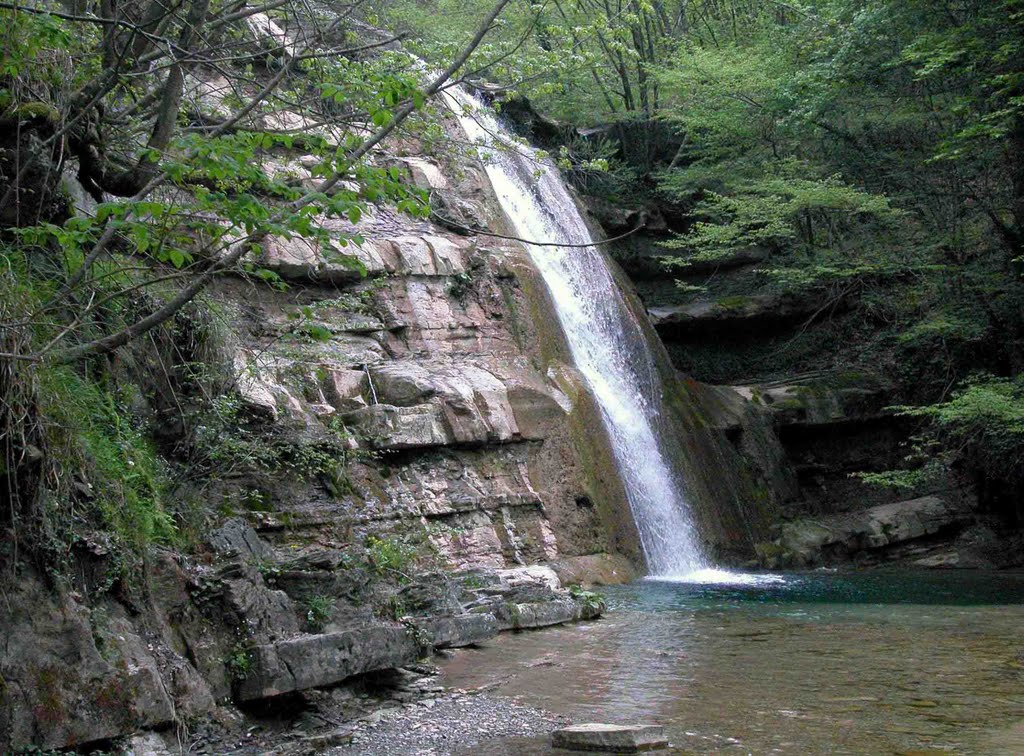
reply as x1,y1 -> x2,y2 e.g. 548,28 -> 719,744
338,693 -> 569,755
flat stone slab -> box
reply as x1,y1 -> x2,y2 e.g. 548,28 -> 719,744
235,625 -> 418,701
552,723 -> 668,752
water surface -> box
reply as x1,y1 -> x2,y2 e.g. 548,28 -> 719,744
442,571 -> 1024,754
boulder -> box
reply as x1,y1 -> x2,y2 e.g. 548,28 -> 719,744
322,368 -> 368,411
234,624 -> 420,701
552,723 -> 668,752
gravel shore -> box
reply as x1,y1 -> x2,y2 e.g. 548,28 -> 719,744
338,692 -> 569,755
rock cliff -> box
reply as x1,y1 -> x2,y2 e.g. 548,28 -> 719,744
0,56 -> 623,753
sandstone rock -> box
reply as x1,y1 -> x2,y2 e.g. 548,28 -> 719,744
124,732 -> 175,756
260,235 -> 363,284
648,293 -> 829,335
498,564 -> 562,592
323,368 -> 368,411
398,157 -> 449,191
549,553 -> 639,586
244,12 -> 294,58
0,580 -> 178,750
424,234 -> 468,275
552,723 -> 668,752
346,404 -> 452,449
235,624 -> 420,701
234,353 -> 279,419
363,363 -> 521,445
506,381 -> 572,439
391,235 -> 437,275
498,598 -> 586,630
220,572 -> 301,644
731,373 -> 891,426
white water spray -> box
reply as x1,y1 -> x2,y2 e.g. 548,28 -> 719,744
446,87 -> 708,577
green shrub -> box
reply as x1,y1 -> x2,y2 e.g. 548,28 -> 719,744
37,365 -> 176,550
305,594 -> 334,632
568,584 -> 605,615
366,535 -> 416,576
226,645 -> 253,681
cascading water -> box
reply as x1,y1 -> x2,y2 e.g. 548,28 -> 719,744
445,87 -> 708,577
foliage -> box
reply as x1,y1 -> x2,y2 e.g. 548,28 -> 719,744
446,270 -> 475,302
226,645 -> 253,681
858,376 -> 1024,494
366,534 -> 417,577
37,365 -> 177,549
568,584 -> 604,614
901,376 -> 1024,481
305,595 -> 335,632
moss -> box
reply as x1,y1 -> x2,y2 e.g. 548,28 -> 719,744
498,278 -> 525,349
715,294 -> 753,311
770,397 -> 808,411
14,101 -> 60,123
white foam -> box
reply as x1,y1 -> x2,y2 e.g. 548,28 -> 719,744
646,568 -> 787,586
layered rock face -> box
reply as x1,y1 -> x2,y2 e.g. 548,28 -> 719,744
0,71 -> 630,753
223,132 -> 639,572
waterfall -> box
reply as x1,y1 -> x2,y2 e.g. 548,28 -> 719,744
445,88 -> 708,577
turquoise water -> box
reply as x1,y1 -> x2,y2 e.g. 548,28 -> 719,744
441,571 -> 1024,754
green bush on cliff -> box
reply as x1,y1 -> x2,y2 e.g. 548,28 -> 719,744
37,365 -> 176,550
366,535 -> 417,577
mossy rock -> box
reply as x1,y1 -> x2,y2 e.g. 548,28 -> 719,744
14,101 -> 61,123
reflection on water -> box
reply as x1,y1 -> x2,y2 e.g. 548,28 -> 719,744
441,571 -> 1024,754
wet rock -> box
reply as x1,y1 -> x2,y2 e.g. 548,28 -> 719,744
551,723 -> 668,752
